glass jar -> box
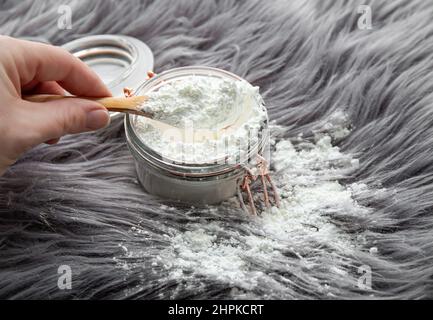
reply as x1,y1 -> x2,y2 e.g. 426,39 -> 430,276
124,66 -> 269,204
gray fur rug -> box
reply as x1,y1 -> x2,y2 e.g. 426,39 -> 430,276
1,0 -> 433,299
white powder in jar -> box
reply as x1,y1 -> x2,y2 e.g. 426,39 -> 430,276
133,75 -> 267,164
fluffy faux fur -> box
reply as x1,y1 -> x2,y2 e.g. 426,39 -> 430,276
1,0 -> 433,299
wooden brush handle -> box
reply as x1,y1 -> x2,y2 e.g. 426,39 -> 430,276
23,94 -> 151,117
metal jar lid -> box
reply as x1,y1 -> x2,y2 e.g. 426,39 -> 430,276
62,35 -> 154,116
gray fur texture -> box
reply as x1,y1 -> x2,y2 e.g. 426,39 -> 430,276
1,0 -> 433,299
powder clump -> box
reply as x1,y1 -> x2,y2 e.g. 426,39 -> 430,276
134,75 -> 267,163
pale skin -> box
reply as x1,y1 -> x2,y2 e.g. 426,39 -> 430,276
0,36 -> 112,176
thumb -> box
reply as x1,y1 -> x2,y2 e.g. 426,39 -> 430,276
20,98 -> 110,143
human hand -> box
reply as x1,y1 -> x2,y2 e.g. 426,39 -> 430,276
0,36 -> 111,176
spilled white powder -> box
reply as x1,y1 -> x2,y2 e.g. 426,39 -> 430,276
134,75 -> 267,163
156,137 -> 368,292
119,111 -> 382,298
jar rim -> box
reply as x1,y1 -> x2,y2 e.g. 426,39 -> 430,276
124,66 -> 269,176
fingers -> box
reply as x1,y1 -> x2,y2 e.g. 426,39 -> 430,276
5,37 -> 111,97
22,81 -> 65,95
17,98 -> 110,145
22,81 -> 73,145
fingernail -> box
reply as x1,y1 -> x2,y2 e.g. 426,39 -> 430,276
86,109 -> 110,130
